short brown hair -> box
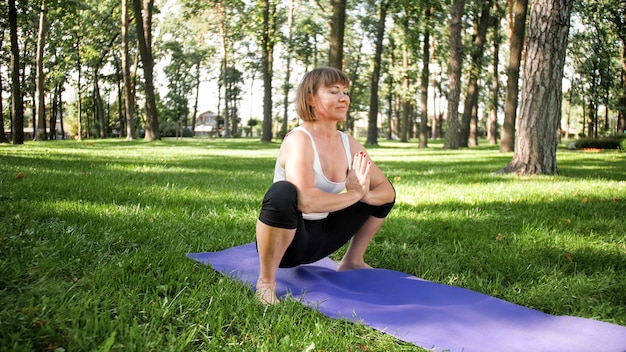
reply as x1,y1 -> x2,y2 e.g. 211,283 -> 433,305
295,67 -> 350,121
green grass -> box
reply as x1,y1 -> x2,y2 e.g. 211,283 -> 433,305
1,138 -> 625,351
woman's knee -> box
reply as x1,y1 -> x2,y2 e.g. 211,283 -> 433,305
258,181 -> 299,228
266,181 -> 297,208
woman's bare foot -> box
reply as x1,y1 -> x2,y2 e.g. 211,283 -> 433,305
337,259 -> 373,272
255,279 -> 280,305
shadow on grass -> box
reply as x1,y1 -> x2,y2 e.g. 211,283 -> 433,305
1,139 -> 625,337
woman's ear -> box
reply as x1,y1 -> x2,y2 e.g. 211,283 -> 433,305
307,93 -> 315,108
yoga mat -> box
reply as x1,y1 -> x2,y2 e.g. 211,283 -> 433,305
188,243 -> 626,352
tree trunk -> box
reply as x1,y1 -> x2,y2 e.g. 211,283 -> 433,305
617,67 -> 626,134
121,0 -> 136,140
59,85 -> 65,140
366,1 -> 389,146
328,0 -> 346,70
93,71 -> 106,138
133,0 -> 160,140
50,86 -> 58,139
34,1 -> 48,141
461,0 -> 491,147
501,0 -> 529,152
281,0 -> 295,139
191,60 -> 200,136
0,31 -> 7,143
444,0 -> 466,149
618,36 -> 626,134
489,1 -> 502,145
216,0 -> 230,138
9,0 -> 24,145
261,0 -> 275,142
499,0 -> 573,175
419,7 -> 433,148
400,36 -> 410,143
76,35 -> 83,141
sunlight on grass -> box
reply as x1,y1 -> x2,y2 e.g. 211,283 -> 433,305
1,138 -> 624,350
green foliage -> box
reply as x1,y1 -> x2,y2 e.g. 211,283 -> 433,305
1,139 -> 625,351
574,136 -> 625,150
158,120 -> 193,138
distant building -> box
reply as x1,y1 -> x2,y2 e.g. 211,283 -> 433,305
195,110 -> 219,137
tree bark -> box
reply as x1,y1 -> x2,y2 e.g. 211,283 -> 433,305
501,0 -> 529,152
444,0 -> 466,149
35,1 -> 48,141
419,7 -> 433,148
9,0 -> 24,144
121,0 -> 136,140
0,31 -> 7,143
400,29 -> 410,143
489,1 -> 502,145
366,1 -> 389,146
216,0 -> 230,138
499,0 -> 573,175
133,0 -> 160,140
328,0 -> 346,70
617,36 -> 626,134
261,0 -> 275,142
461,0 -> 492,147
281,0 -> 295,139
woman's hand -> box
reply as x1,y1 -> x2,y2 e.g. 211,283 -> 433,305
346,151 -> 371,198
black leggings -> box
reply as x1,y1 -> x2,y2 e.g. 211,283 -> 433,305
258,181 -> 395,268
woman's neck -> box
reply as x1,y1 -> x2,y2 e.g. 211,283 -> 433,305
302,121 -> 338,139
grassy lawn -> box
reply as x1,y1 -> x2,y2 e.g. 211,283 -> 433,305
1,138 -> 624,351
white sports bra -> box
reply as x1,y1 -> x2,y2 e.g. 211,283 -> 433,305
273,126 -> 352,220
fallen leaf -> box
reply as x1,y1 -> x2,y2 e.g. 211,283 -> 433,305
581,197 -> 589,203
565,252 -> 573,262
564,218 -> 572,224
496,233 -> 506,241
393,176 -> 401,182
16,172 -> 25,179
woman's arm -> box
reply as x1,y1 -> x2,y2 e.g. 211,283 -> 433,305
348,136 -> 396,206
280,131 -> 364,214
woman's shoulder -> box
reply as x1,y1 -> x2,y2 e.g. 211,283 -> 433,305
281,127 -> 313,151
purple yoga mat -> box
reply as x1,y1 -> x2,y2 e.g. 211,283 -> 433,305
188,243 -> 626,352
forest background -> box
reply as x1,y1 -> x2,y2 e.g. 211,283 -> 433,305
2,1 -> 626,350
1,0 -> 626,173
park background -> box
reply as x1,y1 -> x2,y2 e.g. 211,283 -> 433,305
1,0 -> 626,350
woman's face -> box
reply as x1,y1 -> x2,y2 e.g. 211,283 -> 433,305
308,83 -> 350,121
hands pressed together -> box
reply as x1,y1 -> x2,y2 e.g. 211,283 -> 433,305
346,151 -> 371,200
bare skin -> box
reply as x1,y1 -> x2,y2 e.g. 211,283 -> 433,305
255,79 -> 395,305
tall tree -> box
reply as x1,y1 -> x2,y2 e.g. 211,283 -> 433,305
488,1 -> 503,145
443,0 -> 466,149
121,0 -> 136,140
419,5 -> 434,148
366,0 -> 390,146
8,0 -> 24,144
34,1 -> 48,140
460,0 -> 492,147
132,0 -> 159,140
281,0 -> 295,139
328,0 -> 346,69
618,10 -> 626,134
0,23 -> 8,143
260,0 -> 278,142
499,0 -> 574,175
500,0 -> 529,152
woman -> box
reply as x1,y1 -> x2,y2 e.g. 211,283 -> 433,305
255,67 -> 396,305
